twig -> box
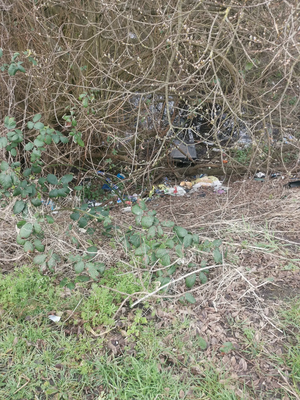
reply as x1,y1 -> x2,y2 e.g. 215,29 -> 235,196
13,375 -> 30,394
62,298 -> 83,324
131,264 -> 220,308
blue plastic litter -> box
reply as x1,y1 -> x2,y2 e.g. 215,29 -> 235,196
117,173 -> 125,179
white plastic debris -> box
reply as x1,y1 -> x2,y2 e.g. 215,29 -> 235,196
48,315 -> 61,322
165,186 -> 186,196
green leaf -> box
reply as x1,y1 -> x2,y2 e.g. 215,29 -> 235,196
66,281 -> 75,290
155,248 -> 168,258
0,48 -> 2,58
141,216 -> 154,228
70,211 -> 80,221
74,261 -> 85,273
16,234 -> 26,245
188,262 -> 197,268
213,248 -> 222,264
44,135 -> 52,145
186,273 -> 196,288
219,342 -> 234,354
48,189 -> 58,198
34,122 -> 44,130
47,174 -> 58,185
32,165 -> 41,174
13,200 -> 25,214
0,161 -> 9,171
175,244 -> 183,258
17,220 -> 26,228
167,264 -> 177,275
78,217 -> 88,228
199,272 -> 208,284
173,226 -> 188,238
129,234 -> 141,248
23,168 -> 32,177
161,220 -> 175,227
192,234 -> 199,244
148,210 -> 157,216
31,198 -> 42,207
147,226 -> 156,239
34,239 -> 45,252
185,293 -> 196,304
198,337 -> 208,350
139,200 -> 147,210
160,253 -> 171,266
24,241 -> 34,253
0,137 -> 8,149
4,116 -> 16,129
33,254 -> 47,265
135,243 -> 150,256
27,121 -> 34,129
10,148 -> 17,156
33,221 -> 42,234
47,256 -> 57,270
19,222 -> 33,238
157,225 -> 164,237
87,246 -> 97,254
74,186 -> 83,191
34,138 -> 44,147
183,234 -> 193,248
165,239 -> 175,249
135,215 -> 142,226
45,215 -> 54,224
60,174 -> 73,184
131,204 -> 143,216
8,63 -> 17,76
86,262 -> 99,279
75,275 -> 90,283
32,113 -> 42,122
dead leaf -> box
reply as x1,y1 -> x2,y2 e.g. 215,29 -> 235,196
179,389 -> 185,398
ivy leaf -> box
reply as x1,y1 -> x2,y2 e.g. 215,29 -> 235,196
135,243 -> 150,256
70,211 -> 80,221
185,293 -> 196,304
0,137 -> 8,149
183,234 -> 193,248
192,234 -> 199,244
0,161 -> 9,171
185,273 -> 196,288
161,220 -> 175,227
74,261 -> 85,273
32,113 -> 42,122
129,234 -> 141,248
48,189 -> 58,198
141,216 -> 154,228
131,204 -> 143,216
165,239 -> 175,249
147,226 -> 156,239
86,262 -> 99,279
33,221 -> 42,234
157,225 -> 164,237
160,253 -> 171,266
24,241 -> 34,253
47,174 -> 58,185
20,222 -> 33,238
78,217 -> 88,228
16,235 -> 26,245
213,248 -> 222,264
13,200 -> 25,214
31,198 -> 42,207
27,121 -> 34,129
0,172 -> 12,189
45,215 -> 54,224
60,174 -> 73,184
33,254 -> 47,265
34,239 -> 45,252
173,226 -> 188,238
155,248 -> 168,258
198,337 -> 208,350
199,272 -> 208,284
175,244 -> 183,258
34,122 -> 44,130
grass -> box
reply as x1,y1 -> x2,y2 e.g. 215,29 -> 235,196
1,265 -> 300,399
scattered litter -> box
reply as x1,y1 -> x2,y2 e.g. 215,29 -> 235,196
271,173 -> 282,179
255,172 -> 265,178
117,173 -> 125,179
48,315 -> 61,322
288,180 -> 300,188
165,186 -> 186,196
122,207 -> 132,213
